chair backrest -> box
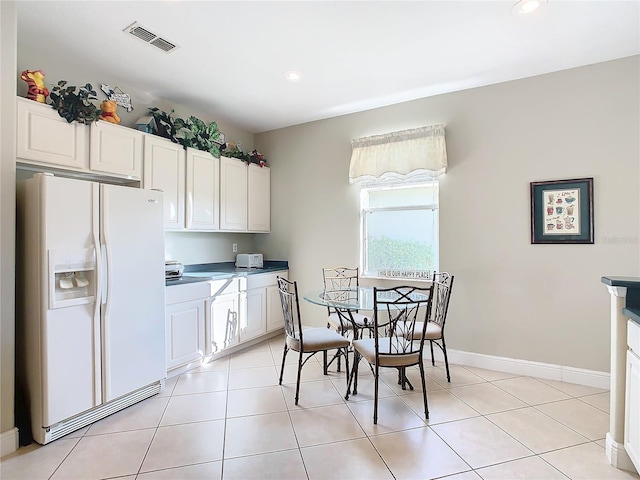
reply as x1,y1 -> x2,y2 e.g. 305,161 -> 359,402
373,284 -> 434,357
322,266 -> 360,315
431,272 -> 454,329
277,276 -> 303,342
323,266 -> 360,290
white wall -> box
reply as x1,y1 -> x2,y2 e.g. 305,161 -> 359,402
0,1 -> 17,455
165,232 -> 255,265
256,56 -> 640,374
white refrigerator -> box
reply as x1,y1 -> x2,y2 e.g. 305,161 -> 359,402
17,173 -> 166,444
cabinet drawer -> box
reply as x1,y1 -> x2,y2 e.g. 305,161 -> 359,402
166,282 -> 212,305
247,271 -> 287,290
208,277 -> 244,297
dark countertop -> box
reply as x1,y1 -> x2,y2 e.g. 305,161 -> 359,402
166,260 -> 289,287
602,276 -> 640,326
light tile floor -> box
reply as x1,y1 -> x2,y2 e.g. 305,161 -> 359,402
2,335 -> 639,480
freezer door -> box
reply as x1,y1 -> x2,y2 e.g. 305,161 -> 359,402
100,185 -> 165,401
25,175 -> 102,428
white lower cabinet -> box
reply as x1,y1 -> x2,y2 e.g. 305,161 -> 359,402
165,283 -> 209,372
244,287 -> 267,342
209,289 -> 241,354
267,283 -> 286,332
165,299 -> 206,371
625,320 -> 640,473
166,271 -> 287,376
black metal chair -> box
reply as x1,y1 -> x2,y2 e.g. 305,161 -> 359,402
347,284 -> 434,424
277,276 -> 351,405
406,272 -> 455,382
322,266 -> 370,336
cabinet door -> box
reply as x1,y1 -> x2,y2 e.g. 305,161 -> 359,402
209,293 -> 240,353
16,96 -> 89,169
244,288 -> 267,342
220,156 -> 248,231
144,136 -> 185,229
90,121 -> 143,179
165,299 -> 206,371
186,148 -> 220,230
248,164 -> 270,232
267,284 -> 286,332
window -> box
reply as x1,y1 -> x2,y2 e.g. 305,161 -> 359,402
361,181 -> 438,280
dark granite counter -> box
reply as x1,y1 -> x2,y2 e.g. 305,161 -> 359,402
601,276 -> 640,325
166,260 -> 289,287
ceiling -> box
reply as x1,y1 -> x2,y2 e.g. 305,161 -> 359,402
16,1 -> 640,134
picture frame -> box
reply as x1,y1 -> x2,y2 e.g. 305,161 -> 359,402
530,177 -> 594,244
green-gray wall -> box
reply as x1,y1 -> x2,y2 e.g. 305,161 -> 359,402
255,56 -> 640,374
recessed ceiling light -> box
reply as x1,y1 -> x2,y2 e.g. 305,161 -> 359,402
284,71 -> 302,82
513,0 -> 546,14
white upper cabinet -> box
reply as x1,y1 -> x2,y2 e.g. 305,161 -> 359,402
16,97 -> 89,170
186,148 -> 220,231
247,164 -> 271,232
143,135 -> 186,229
220,156 -> 248,231
90,120 -> 143,179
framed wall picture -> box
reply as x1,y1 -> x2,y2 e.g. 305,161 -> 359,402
530,177 -> 594,244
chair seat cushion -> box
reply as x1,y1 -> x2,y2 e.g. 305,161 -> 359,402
406,321 -> 442,340
286,327 -> 351,353
327,311 -> 370,331
352,337 -> 420,367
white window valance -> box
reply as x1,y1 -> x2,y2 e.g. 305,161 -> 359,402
349,125 -> 447,185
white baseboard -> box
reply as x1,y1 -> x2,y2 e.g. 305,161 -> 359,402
607,433 -> 638,474
435,348 -> 610,389
1,428 -> 19,458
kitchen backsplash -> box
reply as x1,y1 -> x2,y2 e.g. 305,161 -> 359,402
164,232 -> 254,265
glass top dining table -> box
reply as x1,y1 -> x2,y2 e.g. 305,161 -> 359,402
303,286 -> 430,311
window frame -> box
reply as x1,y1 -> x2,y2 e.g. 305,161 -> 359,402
360,182 -> 439,281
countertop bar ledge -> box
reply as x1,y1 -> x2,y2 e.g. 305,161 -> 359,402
601,275 -> 640,474
601,276 -> 640,325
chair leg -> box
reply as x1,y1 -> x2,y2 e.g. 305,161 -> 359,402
373,364 -> 379,424
295,350 -> 303,405
429,339 -> 435,366
353,351 -> 359,395
342,346 -> 350,396
398,367 -> 414,391
441,336 -> 451,382
279,345 -> 289,385
419,358 -> 429,420
323,351 -> 328,375
346,350 -> 359,399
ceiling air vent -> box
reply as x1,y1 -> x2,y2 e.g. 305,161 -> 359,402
123,22 -> 178,53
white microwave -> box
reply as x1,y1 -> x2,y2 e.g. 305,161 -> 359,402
235,253 -> 263,268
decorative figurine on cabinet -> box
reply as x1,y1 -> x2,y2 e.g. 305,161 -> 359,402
21,69 -> 49,103
98,100 -> 121,124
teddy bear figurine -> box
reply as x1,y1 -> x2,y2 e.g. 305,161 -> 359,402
21,69 -> 49,103
99,100 -> 121,124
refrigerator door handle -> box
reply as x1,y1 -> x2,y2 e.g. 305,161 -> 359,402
92,184 -> 103,406
92,244 -> 103,405
101,245 -> 109,306
93,244 -> 102,321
